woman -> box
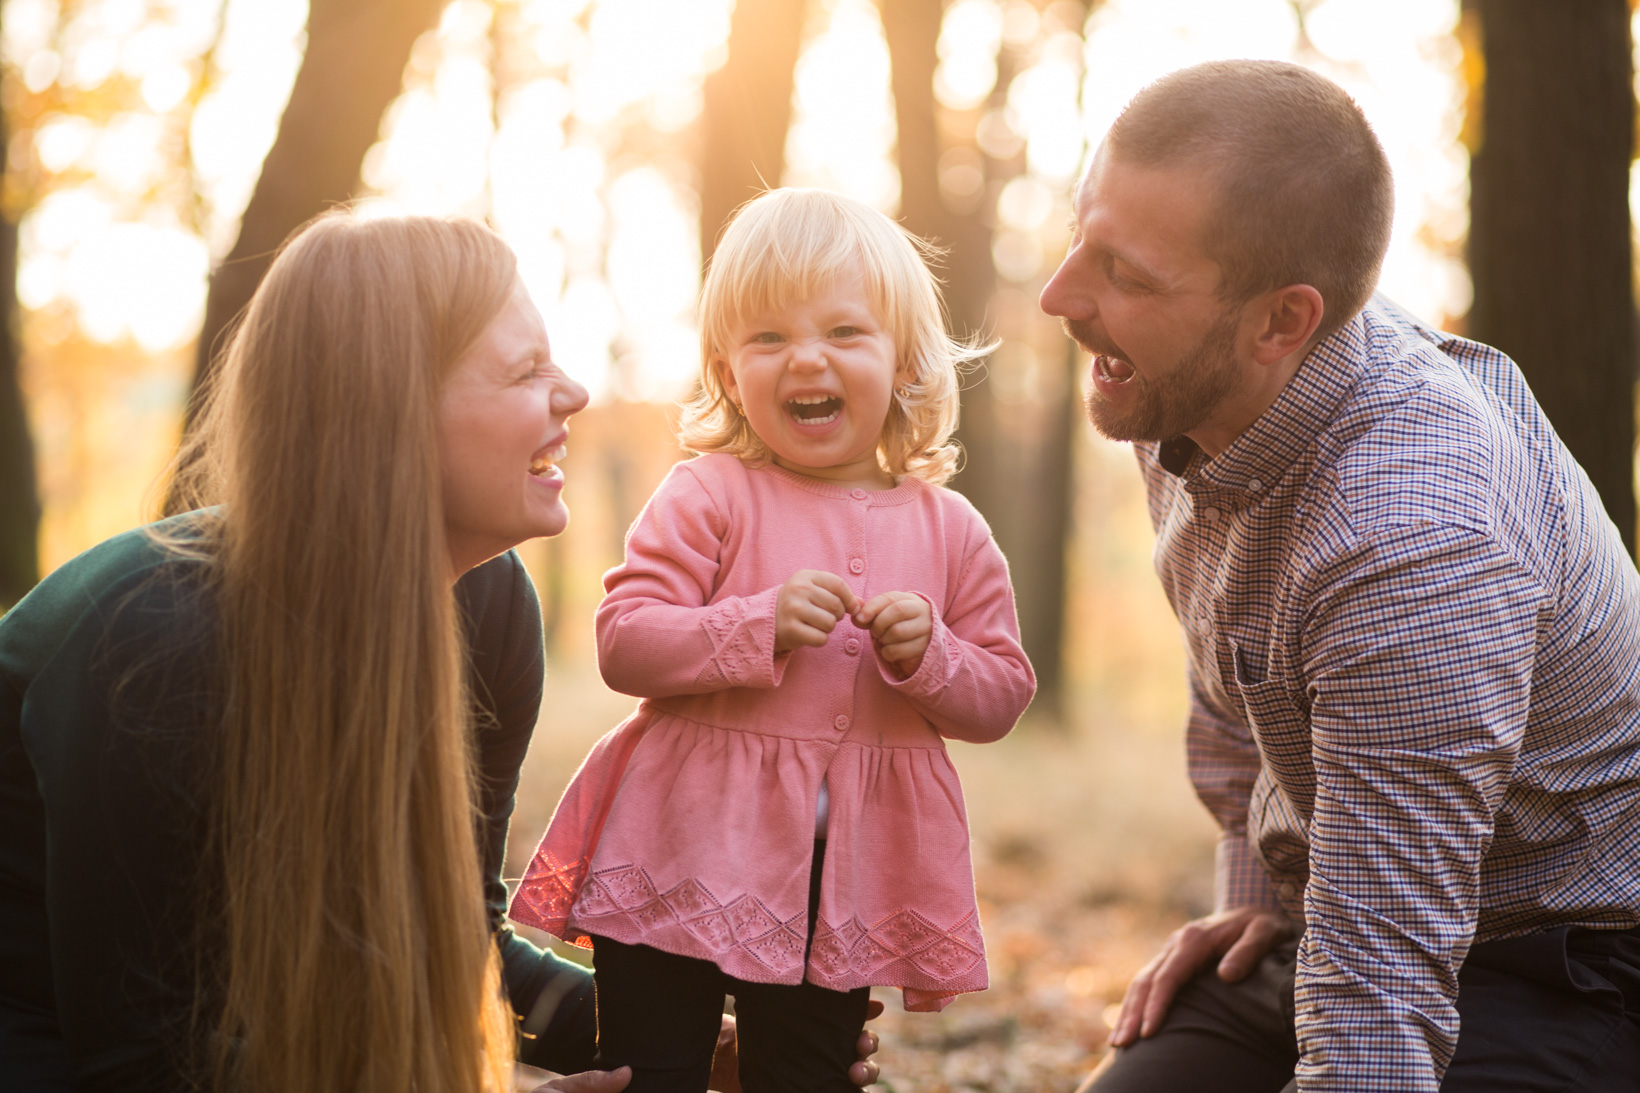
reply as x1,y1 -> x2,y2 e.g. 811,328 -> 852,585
0,214 -> 878,1092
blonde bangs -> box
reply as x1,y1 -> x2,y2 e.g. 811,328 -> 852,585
682,188 -> 986,485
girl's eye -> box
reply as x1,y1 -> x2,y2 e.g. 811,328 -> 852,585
830,326 -> 860,338
752,332 -> 784,344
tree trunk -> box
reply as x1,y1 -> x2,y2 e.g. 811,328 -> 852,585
881,0 -> 1002,509
698,0 -> 808,259
1466,0 -> 1637,558
883,0 -> 1078,716
0,53 -> 40,607
181,0 -> 446,433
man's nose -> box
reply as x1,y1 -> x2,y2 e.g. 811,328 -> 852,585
1040,253 -> 1092,320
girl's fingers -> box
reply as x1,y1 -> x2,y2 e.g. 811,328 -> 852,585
853,592 -> 893,626
808,571 -> 856,612
871,604 -> 930,642
874,617 -> 932,646
880,639 -> 928,663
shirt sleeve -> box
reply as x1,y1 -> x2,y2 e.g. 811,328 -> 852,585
1184,668 -> 1285,914
1293,524 -> 1543,1093
5,560 -> 218,1093
876,527 -> 1036,743
457,554 -> 596,1075
595,464 -> 791,697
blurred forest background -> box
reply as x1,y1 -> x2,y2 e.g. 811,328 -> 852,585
2,1 -> 1638,1089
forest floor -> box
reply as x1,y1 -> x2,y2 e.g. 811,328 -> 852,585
505,663 -> 1218,1093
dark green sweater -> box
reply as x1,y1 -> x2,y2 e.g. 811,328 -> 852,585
0,518 -> 595,1090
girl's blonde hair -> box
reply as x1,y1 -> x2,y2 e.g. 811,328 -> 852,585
162,213 -> 517,1093
682,188 -> 986,485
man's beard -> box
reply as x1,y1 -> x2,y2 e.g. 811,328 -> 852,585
1066,312 -> 1241,444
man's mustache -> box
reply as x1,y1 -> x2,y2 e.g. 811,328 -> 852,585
1061,317 -> 1125,361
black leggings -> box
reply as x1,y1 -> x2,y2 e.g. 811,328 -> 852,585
590,841 -> 870,1093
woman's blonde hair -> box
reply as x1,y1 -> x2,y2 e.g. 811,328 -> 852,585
682,188 -> 985,485
163,213 -> 518,1093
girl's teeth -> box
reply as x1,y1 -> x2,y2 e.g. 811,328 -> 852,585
786,396 -> 842,423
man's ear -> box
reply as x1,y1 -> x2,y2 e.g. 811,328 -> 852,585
1250,284 -> 1325,366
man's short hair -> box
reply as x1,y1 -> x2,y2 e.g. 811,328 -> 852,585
1107,60 -> 1393,340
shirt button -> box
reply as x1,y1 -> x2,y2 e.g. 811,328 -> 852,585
850,488 -> 867,500
849,558 -> 865,574
834,714 -> 851,730
1201,506 -> 1221,525
1247,479 -> 1263,492
844,638 -> 861,655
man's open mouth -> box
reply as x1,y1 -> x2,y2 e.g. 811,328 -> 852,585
786,395 -> 842,424
1095,355 -> 1136,384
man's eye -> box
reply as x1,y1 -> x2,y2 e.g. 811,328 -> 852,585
1104,260 -> 1147,293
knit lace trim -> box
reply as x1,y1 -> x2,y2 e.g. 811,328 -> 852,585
509,853 -> 985,991
695,597 -> 769,688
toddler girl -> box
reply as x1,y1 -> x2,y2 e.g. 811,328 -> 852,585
510,188 -> 1035,1092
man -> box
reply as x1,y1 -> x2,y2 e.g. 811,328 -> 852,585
1040,60 -> 1640,1092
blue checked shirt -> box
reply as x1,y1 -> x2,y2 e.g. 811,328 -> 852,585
1135,296 -> 1640,1092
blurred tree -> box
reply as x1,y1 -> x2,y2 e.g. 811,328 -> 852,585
1,55 -> 41,608
698,0 -> 808,257
883,0 -> 1085,717
178,0 -> 446,445
1464,0 -> 1637,558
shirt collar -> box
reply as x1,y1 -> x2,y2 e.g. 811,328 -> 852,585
1159,308 -> 1373,505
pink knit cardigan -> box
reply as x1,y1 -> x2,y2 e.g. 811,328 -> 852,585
509,455 -> 1035,1011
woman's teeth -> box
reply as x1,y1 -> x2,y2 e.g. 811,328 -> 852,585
529,445 -> 566,476
786,395 -> 842,425
1096,355 -> 1135,383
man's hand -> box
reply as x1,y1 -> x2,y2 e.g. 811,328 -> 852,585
775,571 -> 860,654
523,1066 -> 631,1092
1109,907 -> 1291,1047
854,591 -> 932,676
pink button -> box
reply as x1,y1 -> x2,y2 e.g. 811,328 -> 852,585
844,638 -> 861,655
848,558 -> 864,574
851,489 -> 868,500
833,714 -> 850,730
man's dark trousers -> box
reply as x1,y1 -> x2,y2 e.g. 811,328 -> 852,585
1088,928 -> 1640,1092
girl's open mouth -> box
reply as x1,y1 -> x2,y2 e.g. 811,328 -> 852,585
786,395 -> 842,425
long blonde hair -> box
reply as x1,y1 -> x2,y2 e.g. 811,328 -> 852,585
682,188 -> 987,485
164,213 -> 519,1093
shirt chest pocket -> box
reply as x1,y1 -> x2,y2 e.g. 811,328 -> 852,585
1228,637 -> 1315,818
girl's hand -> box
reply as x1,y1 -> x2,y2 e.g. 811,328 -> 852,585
775,570 -> 861,653
854,591 -> 932,677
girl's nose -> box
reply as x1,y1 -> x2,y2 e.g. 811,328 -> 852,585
788,338 -> 826,371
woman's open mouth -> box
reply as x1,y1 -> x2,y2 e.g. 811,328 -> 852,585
1095,355 -> 1136,384
529,444 -> 566,476
786,394 -> 842,425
